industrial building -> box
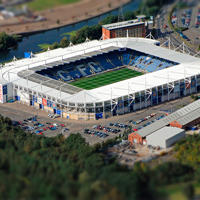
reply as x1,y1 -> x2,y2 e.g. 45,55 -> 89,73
129,99 -> 200,146
102,19 -> 146,40
146,127 -> 185,148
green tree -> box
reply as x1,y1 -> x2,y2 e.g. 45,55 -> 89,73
183,184 -> 195,200
50,42 -> 60,50
60,37 -> 70,48
0,32 -> 20,51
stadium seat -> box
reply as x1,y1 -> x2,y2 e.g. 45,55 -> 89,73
35,48 -> 177,83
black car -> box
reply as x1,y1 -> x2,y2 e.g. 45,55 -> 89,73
84,129 -> 89,134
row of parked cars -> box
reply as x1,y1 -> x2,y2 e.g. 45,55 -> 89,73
84,124 -> 123,139
130,114 -> 166,131
12,116 -> 67,135
84,129 -> 109,138
93,124 -> 122,133
128,113 -> 156,125
108,123 -> 129,129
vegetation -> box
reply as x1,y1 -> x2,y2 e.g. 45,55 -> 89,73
70,68 -> 143,90
174,134 -> 200,169
137,0 -> 171,17
191,94 -> 200,101
0,32 -> 21,52
0,115 -> 159,200
1,115 -> 200,199
39,37 -> 70,51
26,0 -> 80,11
183,183 -> 195,200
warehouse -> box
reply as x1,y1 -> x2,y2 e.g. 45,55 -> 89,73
170,106 -> 200,129
129,99 -> 200,145
146,127 -> 185,148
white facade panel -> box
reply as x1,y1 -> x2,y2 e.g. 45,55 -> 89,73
146,127 -> 185,148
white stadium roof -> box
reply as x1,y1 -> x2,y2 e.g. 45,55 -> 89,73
1,37 -> 200,105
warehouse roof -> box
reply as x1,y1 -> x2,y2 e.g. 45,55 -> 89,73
176,107 -> 200,126
138,99 -> 200,137
146,126 -> 184,140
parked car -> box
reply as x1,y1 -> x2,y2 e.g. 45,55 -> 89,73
84,129 -> 89,134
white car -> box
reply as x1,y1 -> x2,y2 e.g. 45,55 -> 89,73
48,113 -> 54,118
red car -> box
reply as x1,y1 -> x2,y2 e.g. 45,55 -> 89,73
60,124 -> 65,127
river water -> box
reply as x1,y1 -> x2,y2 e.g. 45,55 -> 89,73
0,0 -> 140,63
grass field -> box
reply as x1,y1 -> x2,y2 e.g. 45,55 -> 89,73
27,0 -> 80,11
159,182 -> 200,200
70,68 -> 143,90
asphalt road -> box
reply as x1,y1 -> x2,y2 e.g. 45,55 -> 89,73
0,95 -> 194,145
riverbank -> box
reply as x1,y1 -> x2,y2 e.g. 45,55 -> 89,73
0,0 -> 131,35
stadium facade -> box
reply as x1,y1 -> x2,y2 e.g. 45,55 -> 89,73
0,37 -> 200,120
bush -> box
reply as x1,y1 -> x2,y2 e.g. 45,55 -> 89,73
0,32 -> 20,51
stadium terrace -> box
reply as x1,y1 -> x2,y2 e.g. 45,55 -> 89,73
0,37 -> 200,120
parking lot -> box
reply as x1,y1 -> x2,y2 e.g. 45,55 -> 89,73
0,95 -> 194,145
172,2 -> 200,49
13,116 -> 69,137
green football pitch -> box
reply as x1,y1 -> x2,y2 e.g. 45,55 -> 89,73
70,68 -> 143,90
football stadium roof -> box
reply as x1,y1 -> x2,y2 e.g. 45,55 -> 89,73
1,37 -> 200,105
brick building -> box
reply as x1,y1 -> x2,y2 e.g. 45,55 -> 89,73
102,19 -> 146,40
129,99 -> 200,146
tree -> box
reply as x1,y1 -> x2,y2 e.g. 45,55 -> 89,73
183,184 -> 195,200
51,42 -> 60,50
124,11 -> 136,21
60,37 -> 69,48
0,32 -> 20,51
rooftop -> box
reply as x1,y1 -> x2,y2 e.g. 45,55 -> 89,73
102,19 -> 144,30
138,99 -> 200,137
147,127 -> 184,140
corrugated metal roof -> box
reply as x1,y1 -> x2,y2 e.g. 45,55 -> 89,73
176,107 -> 200,126
138,99 -> 200,137
146,126 -> 184,140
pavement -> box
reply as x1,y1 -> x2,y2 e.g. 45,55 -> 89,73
0,95 -> 194,145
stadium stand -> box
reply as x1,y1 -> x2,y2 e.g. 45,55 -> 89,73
36,48 -> 177,83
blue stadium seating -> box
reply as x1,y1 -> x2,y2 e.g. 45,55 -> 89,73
36,48 -> 178,83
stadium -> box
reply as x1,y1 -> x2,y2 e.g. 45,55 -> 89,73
1,37 -> 200,120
